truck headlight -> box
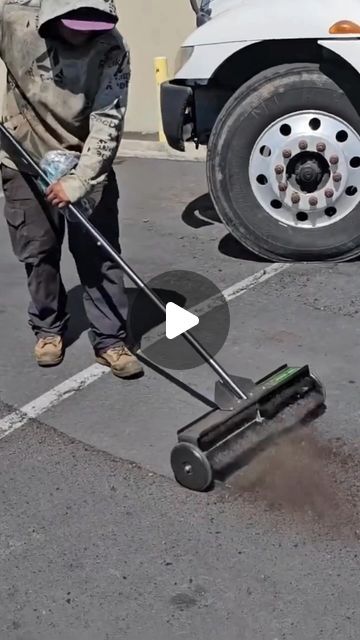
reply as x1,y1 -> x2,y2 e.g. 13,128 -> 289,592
174,47 -> 194,74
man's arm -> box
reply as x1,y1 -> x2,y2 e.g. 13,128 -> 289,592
49,42 -> 130,205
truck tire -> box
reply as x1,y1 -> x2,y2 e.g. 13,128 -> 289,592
207,63 -> 360,261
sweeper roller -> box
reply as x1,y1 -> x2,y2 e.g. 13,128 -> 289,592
0,123 -> 326,493
171,365 -> 325,491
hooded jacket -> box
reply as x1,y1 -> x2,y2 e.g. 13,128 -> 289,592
0,0 -> 130,202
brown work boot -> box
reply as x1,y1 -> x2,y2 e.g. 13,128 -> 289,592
35,335 -> 64,367
96,344 -> 144,379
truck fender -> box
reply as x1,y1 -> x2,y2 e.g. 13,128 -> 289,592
176,0 -> 360,80
320,39 -> 360,75
184,0 -> 360,46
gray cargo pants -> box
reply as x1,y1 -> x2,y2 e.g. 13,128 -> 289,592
1,165 -> 128,354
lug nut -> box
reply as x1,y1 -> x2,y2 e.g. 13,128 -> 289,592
333,172 -> 342,183
278,182 -> 288,192
316,142 -> 326,153
291,192 -> 301,204
309,196 -> 318,207
275,164 -> 285,175
299,140 -> 308,150
282,149 -> 292,159
325,188 -> 334,199
330,154 -> 339,165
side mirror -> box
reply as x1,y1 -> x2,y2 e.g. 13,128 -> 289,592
190,0 -> 200,12
189,0 -> 211,25
196,11 -> 211,26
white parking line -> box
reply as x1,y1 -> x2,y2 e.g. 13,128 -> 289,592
0,364 -> 107,439
0,263 -> 288,439
223,263 -> 288,302
143,262 -> 289,344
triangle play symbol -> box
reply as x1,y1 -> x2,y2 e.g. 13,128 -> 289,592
166,302 -> 199,340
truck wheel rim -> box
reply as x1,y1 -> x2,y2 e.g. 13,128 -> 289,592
249,111 -> 360,228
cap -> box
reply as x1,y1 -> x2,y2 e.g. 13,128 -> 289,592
61,18 -> 115,31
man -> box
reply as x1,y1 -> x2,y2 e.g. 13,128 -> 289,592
0,0 -> 143,379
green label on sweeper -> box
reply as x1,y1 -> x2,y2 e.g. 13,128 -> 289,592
262,367 -> 299,389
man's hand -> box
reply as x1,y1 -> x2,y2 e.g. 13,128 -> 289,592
46,181 -> 71,209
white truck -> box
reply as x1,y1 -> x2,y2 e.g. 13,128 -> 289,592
160,0 -> 360,261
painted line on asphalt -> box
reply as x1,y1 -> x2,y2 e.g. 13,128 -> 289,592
0,364 -> 107,439
223,263 -> 288,302
0,263 -> 289,440
142,263 -> 289,344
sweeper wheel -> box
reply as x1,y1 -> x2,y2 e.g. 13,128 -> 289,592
171,442 -> 213,491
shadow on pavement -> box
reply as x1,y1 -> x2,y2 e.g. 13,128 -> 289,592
64,285 -> 88,347
137,352 -> 217,409
181,193 -> 269,263
218,234 -> 268,262
182,193 -> 221,228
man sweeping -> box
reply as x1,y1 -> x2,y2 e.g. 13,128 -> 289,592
0,0 -> 143,378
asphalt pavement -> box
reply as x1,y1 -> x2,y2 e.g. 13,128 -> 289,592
0,158 -> 359,639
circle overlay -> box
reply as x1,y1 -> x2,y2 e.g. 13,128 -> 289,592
128,270 -> 231,371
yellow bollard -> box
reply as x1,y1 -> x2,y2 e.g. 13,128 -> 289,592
154,56 -> 169,143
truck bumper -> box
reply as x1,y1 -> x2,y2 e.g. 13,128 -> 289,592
160,81 -> 194,152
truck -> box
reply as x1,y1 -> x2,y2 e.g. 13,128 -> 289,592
160,0 -> 360,261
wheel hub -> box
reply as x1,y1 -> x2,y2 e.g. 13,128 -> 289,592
293,155 -> 327,193
249,111 -> 360,228
170,442 -> 213,491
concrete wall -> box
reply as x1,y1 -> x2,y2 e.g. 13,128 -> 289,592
118,1 -> 194,133
0,2 -> 195,134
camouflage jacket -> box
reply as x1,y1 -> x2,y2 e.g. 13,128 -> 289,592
0,0 -> 130,202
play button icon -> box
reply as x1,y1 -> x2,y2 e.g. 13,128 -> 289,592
166,303 -> 199,340
128,270 -> 230,371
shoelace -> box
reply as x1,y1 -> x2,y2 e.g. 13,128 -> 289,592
39,336 -> 60,348
108,345 -> 130,358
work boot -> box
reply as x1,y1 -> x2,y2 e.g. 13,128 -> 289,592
96,344 -> 144,379
35,335 -> 64,367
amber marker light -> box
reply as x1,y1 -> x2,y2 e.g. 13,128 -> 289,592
329,20 -> 360,34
